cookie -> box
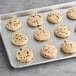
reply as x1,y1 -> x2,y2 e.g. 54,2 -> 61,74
27,14 -> 43,27
6,18 -> 22,31
16,48 -> 33,63
34,28 -> 50,41
67,7 -> 76,20
61,40 -> 76,54
11,33 -> 28,46
47,11 -> 62,24
54,25 -> 70,38
40,44 -> 57,59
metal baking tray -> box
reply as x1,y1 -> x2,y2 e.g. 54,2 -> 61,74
1,1 -> 76,68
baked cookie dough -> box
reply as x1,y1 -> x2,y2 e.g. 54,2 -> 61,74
16,48 -> 33,63
27,14 -> 43,27
47,11 -> 62,24
54,25 -> 70,38
34,28 -> 50,41
61,40 -> 76,54
40,44 -> 57,59
6,18 -> 22,31
11,33 -> 28,46
67,7 -> 76,20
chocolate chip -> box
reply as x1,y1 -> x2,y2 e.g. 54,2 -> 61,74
20,48 -> 22,50
70,44 -> 72,46
32,16 -> 35,17
27,51 -> 29,54
18,22 -> 20,24
19,39 -> 21,40
18,52 -> 20,54
16,37 -> 18,39
39,28 -> 41,30
26,55 -> 29,57
64,40 -> 67,43
9,21 -> 12,24
56,16 -> 59,19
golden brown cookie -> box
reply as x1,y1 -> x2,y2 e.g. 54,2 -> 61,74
67,7 -> 76,20
6,18 -> 22,31
16,48 -> 33,63
34,28 -> 50,41
27,14 -> 43,27
54,25 -> 70,38
40,44 -> 57,59
11,33 -> 28,46
61,40 -> 76,54
47,11 -> 62,24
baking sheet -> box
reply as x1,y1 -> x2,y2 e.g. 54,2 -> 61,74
1,2 -> 76,68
